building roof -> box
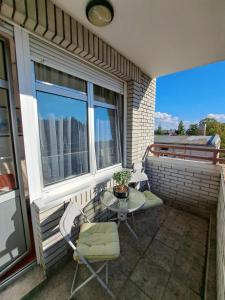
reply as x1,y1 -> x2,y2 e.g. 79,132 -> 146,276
154,135 -> 220,147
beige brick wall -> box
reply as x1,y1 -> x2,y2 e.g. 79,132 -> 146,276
127,74 -> 156,166
0,0 -> 157,273
146,156 -> 221,217
217,171 -> 225,300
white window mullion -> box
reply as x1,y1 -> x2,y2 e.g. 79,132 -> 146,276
87,82 -> 97,174
35,81 -> 87,102
14,27 -> 43,201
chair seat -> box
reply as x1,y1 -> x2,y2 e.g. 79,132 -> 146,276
142,191 -> 163,210
129,172 -> 148,183
74,222 -> 120,262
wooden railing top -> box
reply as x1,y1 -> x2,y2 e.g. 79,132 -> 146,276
145,143 -> 225,165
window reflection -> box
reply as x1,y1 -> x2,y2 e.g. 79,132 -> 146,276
37,91 -> 89,186
0,89 -> 17,194
94,107 -> 121,170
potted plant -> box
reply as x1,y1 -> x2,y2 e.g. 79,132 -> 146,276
113,170 -> 131,198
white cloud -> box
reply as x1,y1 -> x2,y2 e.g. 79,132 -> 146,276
155,112 -> 181,130
155,111 -> 225,131
155,112 -> 179,123
207,114 -> 225,122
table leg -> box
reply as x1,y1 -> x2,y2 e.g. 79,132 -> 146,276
116,211 -> 139,239
125,220 -> 138,240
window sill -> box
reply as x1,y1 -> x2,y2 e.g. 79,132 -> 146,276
34,164 -> 122,211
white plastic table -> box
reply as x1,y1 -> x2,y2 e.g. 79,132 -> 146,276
100,187 -> 146,240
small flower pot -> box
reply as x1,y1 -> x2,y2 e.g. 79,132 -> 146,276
113,185 -> 129,199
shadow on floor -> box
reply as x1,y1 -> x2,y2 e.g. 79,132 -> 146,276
24,205 -> 210,300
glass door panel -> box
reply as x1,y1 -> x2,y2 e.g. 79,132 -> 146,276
0,39 -> 30,277
0,88 -> 17,195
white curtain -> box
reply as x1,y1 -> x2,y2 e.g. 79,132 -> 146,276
94,108 -> 121,170
39,113 -> 88,186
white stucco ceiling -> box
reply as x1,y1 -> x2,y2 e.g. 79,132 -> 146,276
52,0 -> 225,78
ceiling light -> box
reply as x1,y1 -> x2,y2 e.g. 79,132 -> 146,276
86,0 -> 114,27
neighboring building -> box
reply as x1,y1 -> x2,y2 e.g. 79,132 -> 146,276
154,135 -> 221,160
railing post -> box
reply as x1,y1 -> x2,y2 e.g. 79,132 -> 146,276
213,150 -> 219,165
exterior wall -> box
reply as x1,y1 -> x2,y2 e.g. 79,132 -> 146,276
127,74 -> 156,166
217,171 -> 225,300
0,0 -> 156,167
0,0 -> 156,273
146,156 -> 221,217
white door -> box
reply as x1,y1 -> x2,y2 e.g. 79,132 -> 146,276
0,38 -> 30,277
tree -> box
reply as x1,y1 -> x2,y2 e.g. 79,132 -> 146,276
200,118 -> 221,136
155,125 -> 163,135
177,120 -> 185,135
199,117 -> 225,150
186,124 -> 199,136
199,118 -> 217,125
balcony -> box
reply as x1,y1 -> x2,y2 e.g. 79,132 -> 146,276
1,1 -> 225,298
21,204 -> 212,300
7,146 -> 221,300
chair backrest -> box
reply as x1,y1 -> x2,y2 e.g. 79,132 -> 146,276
132,162 -> 144,173
59,200 -> 81,245
130,162 -> 150,190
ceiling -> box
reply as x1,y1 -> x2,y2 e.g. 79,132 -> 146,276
52,0 -> 225,78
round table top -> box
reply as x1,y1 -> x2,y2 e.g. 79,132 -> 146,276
100,187 -> 146,213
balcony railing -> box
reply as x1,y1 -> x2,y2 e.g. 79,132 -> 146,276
145,143 -> 225,164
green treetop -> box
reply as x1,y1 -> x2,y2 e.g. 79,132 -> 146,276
177,120 -> 185,135
155,125 -> 163,135
186,123 -> 199,136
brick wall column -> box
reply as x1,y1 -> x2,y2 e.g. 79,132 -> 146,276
126,74 -> 156,167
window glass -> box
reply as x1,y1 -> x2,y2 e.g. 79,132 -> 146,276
0,41 -> 7,80
94,85 -> 117,105
37,91 -> 89,186
35,63 -> 86,93
117,95 -> 124,162
0,88 -> 17,193
94,106 -> 121,170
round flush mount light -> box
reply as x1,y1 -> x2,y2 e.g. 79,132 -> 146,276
86,0 -> 114,27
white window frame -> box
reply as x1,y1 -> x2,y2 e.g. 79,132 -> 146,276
35,71 -> 125,194
15,27 -> 127,203
35,77 -> 90,189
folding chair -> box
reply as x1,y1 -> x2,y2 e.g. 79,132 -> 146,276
59,200 -> 120,299
129,162 -> 151,191
129,162 -> 163,211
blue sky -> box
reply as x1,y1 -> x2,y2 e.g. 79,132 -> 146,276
155,60 -> 225,130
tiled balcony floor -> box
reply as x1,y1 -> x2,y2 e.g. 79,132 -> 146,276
27,206 -> 209,300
